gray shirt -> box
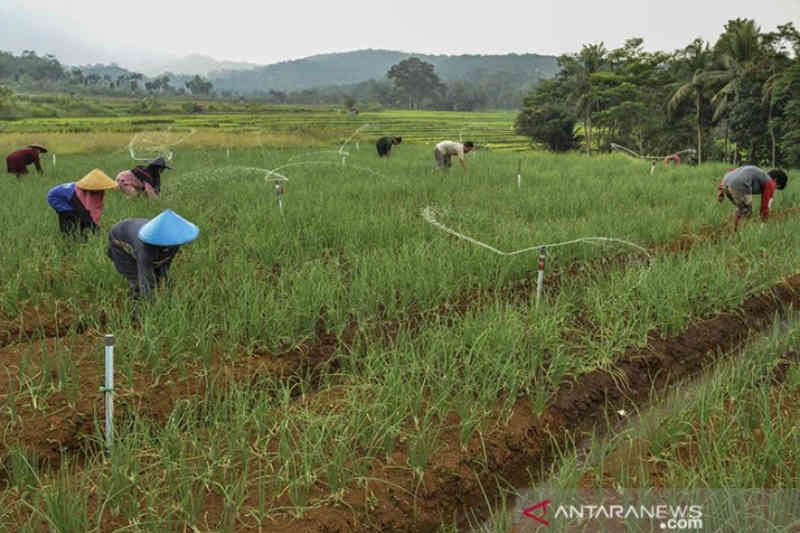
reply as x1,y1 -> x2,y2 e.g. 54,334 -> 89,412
722,166 -> 771,195
109,218 -> 180,297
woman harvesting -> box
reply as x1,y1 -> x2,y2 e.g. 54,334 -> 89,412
47,169 -> 118,237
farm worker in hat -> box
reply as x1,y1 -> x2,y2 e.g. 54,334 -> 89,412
47,169 -> 118,236
6,144 -> 47,178
717,166 -> 788,231
376,136 -> 402,158
434,140 -> 475,172
115,157 -> 171,198
107,209 -> 199,298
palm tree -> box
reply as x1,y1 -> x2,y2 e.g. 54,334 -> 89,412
668,39 -> 712,163
561,43 -> 607,155
705,19 -> 765,160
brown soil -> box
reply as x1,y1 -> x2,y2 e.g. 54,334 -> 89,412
261,274 -> 800,532
584,350 -> 800,490
2,214 -> 799,528
0,305 -> 80,348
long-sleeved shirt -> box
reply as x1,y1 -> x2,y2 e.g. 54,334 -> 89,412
435,141 -> 466,161
108,218 -> 180,297
47,182 -> 95,226
6,148 -> 42,174
720,166 -> 777,219
131,166 -> 161,195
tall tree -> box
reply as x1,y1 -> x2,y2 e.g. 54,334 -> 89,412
185,75 -> 213,96
387,58 -> 444,109
559,43 -> 608,154
668,39 -> 713,163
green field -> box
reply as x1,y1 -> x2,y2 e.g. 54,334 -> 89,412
1,114 -> 799,531
0,108 -> 529,154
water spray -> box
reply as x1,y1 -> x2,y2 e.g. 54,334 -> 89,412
421,206 -> 650,305
128,128 -> 196,162
610,143 -> 696,161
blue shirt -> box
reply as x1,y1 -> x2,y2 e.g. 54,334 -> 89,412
47,182 -> 77,213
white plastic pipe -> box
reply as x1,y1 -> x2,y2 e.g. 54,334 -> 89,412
275,183 -> 284,214
103,334 -> 115,454
536,247 -> 546,307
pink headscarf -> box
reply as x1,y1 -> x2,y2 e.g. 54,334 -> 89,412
74,187 -> 106,224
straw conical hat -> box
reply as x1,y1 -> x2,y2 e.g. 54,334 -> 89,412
28,143 -> 48,153
138,209 -> 199,246
76,169 -> 118,191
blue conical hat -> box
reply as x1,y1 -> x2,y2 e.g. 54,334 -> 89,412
137,209 -> 199,246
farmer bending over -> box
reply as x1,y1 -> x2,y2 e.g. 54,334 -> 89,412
6,144 -> 47,178
434,140 -> 474,173
107,209 -> 199,298
376,136 -> 402,157
718,166 -> 788,231
116,157 -> 171,198
47,169 -> 117,237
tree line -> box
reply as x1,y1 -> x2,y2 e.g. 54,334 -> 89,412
0,50 -> 215,96
515,19 -> 800,167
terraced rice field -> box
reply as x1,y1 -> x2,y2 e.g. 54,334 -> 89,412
0,108 -> 529,154
0,118 -> 798,531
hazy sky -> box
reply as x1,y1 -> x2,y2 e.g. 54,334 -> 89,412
2,0 -> 799,66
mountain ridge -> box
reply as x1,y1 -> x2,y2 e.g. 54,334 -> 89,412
208,48 -> 559,94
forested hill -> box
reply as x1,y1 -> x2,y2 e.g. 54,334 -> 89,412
210,49 -> 559,93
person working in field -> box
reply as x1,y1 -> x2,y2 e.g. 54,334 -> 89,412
47,169 -> 118,237
434,140 -> 475,172
116,157 -> 171,198
6,144 -> 47,178
107,209 -> 199,298
663,153 -> 681,165
717,166 -> 788,231
376,136 -> 402,158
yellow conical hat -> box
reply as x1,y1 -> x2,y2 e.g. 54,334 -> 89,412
76,169 -> 118,191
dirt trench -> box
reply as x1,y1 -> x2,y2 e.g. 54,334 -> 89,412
262,274 -> 800,532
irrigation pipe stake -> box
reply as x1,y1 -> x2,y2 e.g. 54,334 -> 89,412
52,153 -> 56,170
517,160 -> 522,188
536,247 -> 546,307
275,181 -> 285,214
101,334 -> 115,456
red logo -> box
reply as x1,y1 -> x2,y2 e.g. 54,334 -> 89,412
522,499 -> 551,525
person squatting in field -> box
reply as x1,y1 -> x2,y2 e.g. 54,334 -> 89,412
718,165 -> 788,231
47,169 -> 118,237
6,144 -> 47,178
116,157 -> 171,198
107,209 -> 199,298
376,136 -> 402,157
434,140 -> 475,172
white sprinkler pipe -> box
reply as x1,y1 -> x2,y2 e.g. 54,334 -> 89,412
275,182 -> 284,214
536,247 -> 546,307
103,334 -> 115,454
52,153 -> 56,170
517,160 -> 522,188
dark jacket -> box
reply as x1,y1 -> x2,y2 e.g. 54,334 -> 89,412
107,219 -> 180,297
131,166 -> 161,195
